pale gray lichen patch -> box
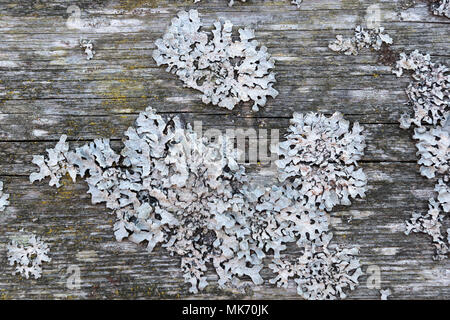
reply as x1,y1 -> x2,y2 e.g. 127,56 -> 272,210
329,26 -> 393,56
243,184 -> 362,299
430,0 -> 450,18
29,134 -> 77,187
31,107 -> 256,293
413,124 -> 449,179
294,243 -> 362,300
394,50 -> 450,259
393,50 -> 449,129
291,0 -> 303,7
273,112 -> 367,211
435,177 -> 450,214
0,180 -> 9,211
405,177 -> 449,260
265,112 -> 365,299
268,258 -> 296,289
398,0 -> 449,18
193,0 -> 302,7
153,9 -> 278,112
7,234 -> 51,279
80,38 -> 95,60
30,108 -> 366,298
244,185 -> 330,257
447,228 -> 450,244
269,237 -> 363,300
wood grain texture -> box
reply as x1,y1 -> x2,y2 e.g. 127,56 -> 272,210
0,0 -> 449,299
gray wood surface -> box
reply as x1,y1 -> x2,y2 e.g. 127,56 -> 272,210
0,0 -> 449,299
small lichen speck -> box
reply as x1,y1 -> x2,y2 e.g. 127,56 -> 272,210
380,288 -> 391,300
428,0 -> 450,18
269,239 -> 363,300
290,0 -> 303,8
80,38 -> 96,60
405,177 -> 450,260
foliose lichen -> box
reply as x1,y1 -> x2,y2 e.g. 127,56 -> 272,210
394,50 -> 450,259
80,38 -> 95,60
7,234 -> 51,279
264,112 -> 365,299
153,9 -> 278,111
193,0 -> 246,6
380,288 -> 391,300
291,0 -> 303,7
413,123 -> 449,179
29,134 -> 77,188
30,108 -> 365,298
405,177 -> 449,260
393,50 -> 449,129
329,25 -> 393,56
269,237 -> 363,300
429,0 -> 450,18
273,112 -> 367,211
31,107 -> 257,292
0,180 -> 9,211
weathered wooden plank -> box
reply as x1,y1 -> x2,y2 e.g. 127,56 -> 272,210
0,0 -> 449,300
0,162 -> 447,299
0,74 -> 421,124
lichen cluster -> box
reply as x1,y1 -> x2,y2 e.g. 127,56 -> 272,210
0,180 -> 9,212
30,107 -> 365,298
30,108 -> 259,292
429,0 -> 450,18
30,135 -> 77,188
413,123 -> 449,179
291,0 -> 302,7
394,50 -> 449,130
394,50 -> 450,260
153,9 -> 278,111
80,38 -> 95,60
405,177 -> 449,260
273,112 -> 367,211
328,25 -> 393,56
269,237 -> 362,300
7,234 -> 51,279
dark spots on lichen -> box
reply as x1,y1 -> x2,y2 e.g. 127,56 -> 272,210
137,190 -> 158,205
398,0 -> 417,10
377,43 -> 400,67
200,230 -> 217,248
